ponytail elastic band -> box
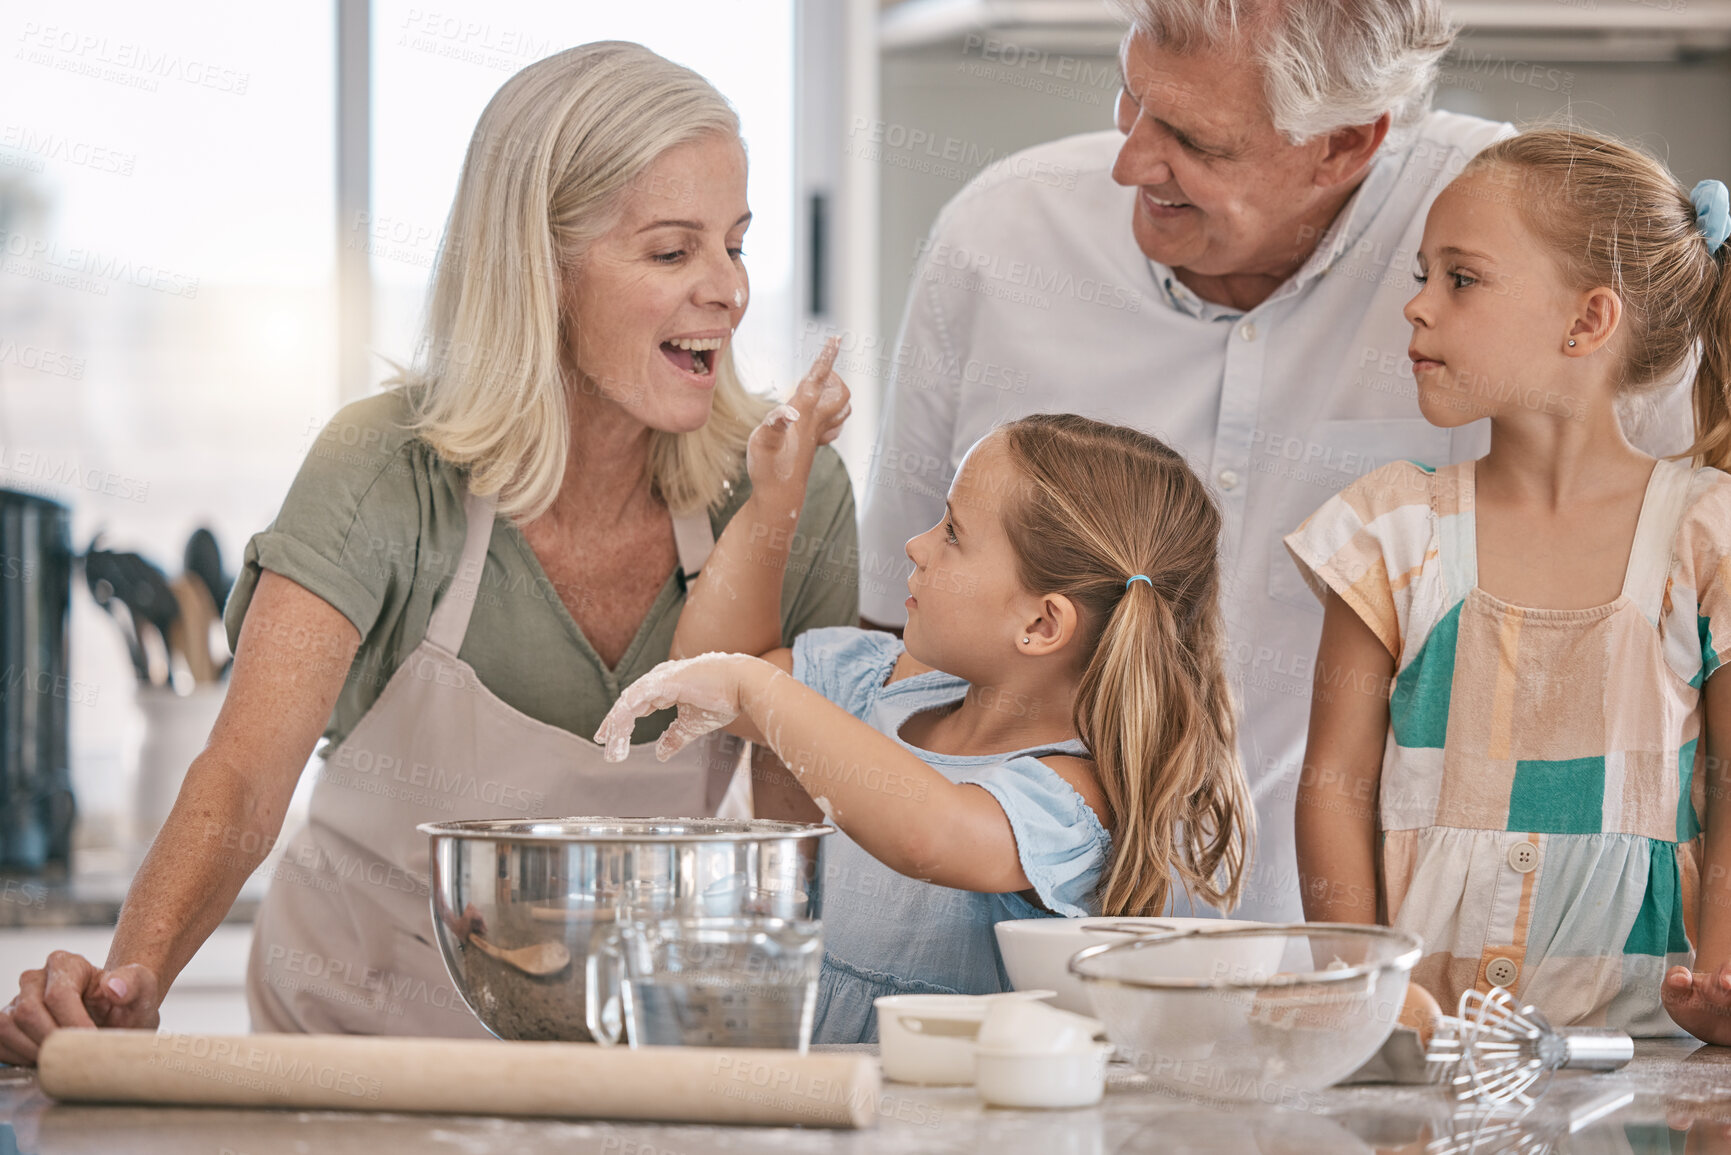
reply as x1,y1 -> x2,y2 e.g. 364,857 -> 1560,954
1692,179 -> 1730,255
1126,574 -> 1152,590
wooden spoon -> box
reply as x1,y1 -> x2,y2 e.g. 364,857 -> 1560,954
467,933 -> 572,976
167,574 -> 220,685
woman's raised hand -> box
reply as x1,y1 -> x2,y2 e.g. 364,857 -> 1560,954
0,952 -> 161,1065
746,337 -> 850,508
593,653 -> 766,763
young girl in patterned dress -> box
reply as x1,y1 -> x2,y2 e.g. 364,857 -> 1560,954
595,373 -> 1253,1043
1287,130 -> 1731,1038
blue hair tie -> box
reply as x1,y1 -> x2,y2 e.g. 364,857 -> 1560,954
1692,179 -> 1730,255
1125,574 -> 1152,590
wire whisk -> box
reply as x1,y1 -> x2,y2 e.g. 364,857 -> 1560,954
1425,987 -> 1633,1110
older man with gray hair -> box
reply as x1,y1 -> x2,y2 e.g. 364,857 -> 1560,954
858,0 -> 1689,921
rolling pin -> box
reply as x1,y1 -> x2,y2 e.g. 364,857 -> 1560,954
38,1030 -> 879,1129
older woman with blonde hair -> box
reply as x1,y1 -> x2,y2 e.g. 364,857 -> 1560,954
0,41 -> 856,1055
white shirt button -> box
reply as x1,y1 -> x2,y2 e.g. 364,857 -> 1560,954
1218,469 -> 1240,490
1507,841 -> 1538,873
1485,957 -> 1519,988
1239,321 -> 1257,342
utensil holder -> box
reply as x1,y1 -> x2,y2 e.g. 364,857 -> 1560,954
133,682 -> 227,847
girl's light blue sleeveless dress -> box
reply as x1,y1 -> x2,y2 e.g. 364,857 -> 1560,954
792,627 -> 1112,1044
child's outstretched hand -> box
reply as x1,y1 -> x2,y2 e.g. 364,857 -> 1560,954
1661,962 -> 1731,1044
747,337 -> 850,510
593,653 -> 763,763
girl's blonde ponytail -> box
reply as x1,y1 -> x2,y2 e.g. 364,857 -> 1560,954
1000,415 -> 1253,916
1689,247 -> 1731,472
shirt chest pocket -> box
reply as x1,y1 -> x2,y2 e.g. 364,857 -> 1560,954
1265,418 -> 1451,613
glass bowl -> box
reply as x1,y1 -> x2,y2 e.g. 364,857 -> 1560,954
1069,923 -> 1421,1104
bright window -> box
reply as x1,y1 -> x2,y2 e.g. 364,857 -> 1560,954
1,1 -> 335,856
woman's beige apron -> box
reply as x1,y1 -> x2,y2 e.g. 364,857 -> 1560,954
246,485 -> 751,1035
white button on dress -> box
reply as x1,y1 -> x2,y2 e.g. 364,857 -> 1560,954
1485,957 -> 1520,988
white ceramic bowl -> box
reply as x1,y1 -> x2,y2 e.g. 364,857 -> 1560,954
994,917 -> 1269,1014
874,990 -> 1054,1085
976,998 -> 1104,1053
973,1043 -> 1112,1109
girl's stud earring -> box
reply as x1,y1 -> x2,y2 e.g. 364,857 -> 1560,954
1021,637 -> 1030,644
1567,339 -> 1577,347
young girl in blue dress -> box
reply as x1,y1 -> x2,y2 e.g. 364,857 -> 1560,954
1287,130 -> 1731,1038
595,353 -> 1254,1043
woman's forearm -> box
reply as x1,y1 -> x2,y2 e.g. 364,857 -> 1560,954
106,752 -> 296,990
671,492 -> 799,659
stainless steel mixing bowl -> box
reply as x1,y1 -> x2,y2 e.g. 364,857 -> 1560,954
420,817 -> 833,1042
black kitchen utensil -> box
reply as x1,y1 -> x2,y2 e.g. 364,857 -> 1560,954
183,527 -> 230,612
83,541 -> 180,685
91,588 -> 149,683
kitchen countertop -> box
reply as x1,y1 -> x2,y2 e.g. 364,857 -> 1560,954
0,1038 -> 1727,1153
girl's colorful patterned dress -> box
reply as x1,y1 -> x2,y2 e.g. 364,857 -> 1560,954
1285,457 -> 1730,1033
